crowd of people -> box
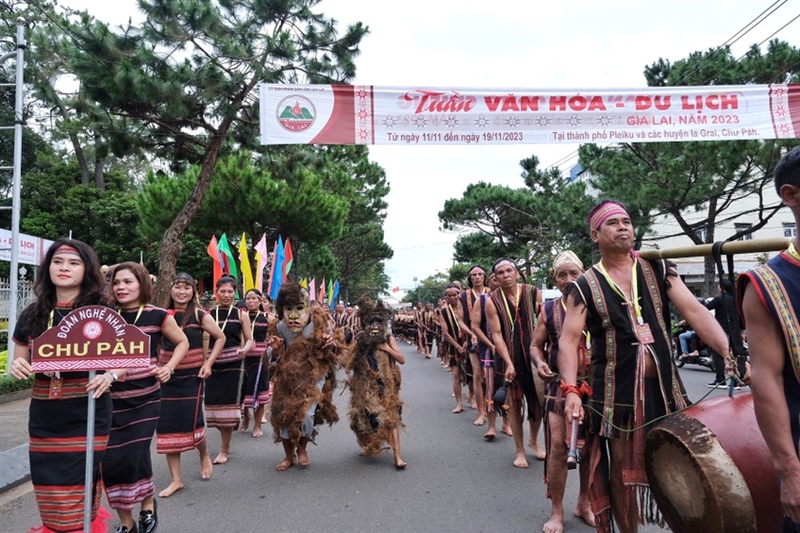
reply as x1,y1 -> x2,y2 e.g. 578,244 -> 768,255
7,146 -> 800,533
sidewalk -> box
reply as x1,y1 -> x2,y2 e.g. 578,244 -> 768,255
0,391 -> 31,494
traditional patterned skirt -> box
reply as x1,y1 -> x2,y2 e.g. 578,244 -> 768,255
156,368 -> 205,454
205,350 -> 244,429
102,376 -> 160,511
242,350 -> 270,410
29,376 -> 113,533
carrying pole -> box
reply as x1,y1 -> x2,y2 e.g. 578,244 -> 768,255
638,237 -> 790,260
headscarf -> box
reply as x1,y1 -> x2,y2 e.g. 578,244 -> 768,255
588,201 -> 630,231
550,250 -> 583,278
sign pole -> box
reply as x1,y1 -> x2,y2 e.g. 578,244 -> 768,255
83,370 -> 96,532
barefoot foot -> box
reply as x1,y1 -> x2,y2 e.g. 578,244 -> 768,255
275,457 -> 295,471
252,428 -> 264,438
484,430 -> 496,441
452,406 -> 464,414
473,415 -> 486,426
212,451 -> 228,465
158,481 -> 184,498
200,454 -> 213,480
543,515 -> 565,533
529,440 -> 546,460
501,425 -> 513,437
513,452 -> 529,468
574,505 -> 596,527
297,448 -> 310,467
394,456 -> 407,469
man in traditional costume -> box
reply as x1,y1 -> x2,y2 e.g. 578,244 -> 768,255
344,295 -> 407,469
439,284 -> 469,413
560,200 -> 728,533
739,145 -> 800,531
485,259 -> 545,468
457,265 -> 491,427
531,251 -> 595,533
266,283 -> 340,471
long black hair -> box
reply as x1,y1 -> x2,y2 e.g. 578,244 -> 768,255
21,239 -> 107,338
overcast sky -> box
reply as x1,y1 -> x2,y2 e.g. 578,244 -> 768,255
59,0 -> 799,296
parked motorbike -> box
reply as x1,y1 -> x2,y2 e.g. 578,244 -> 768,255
672,323 -> 715,371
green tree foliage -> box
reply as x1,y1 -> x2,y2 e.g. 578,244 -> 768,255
579,40 -> 799,294
439,155 -> 594,286
402,273 -> 449,306
15,0 -> 368,302
20,157 -> 145,265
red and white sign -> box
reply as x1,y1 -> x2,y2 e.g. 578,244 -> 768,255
259,84 -> 800,146
31,306 -> 151,372
0,229 -> 54,266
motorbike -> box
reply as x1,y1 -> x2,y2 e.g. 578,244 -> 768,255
672,323 -> 716,371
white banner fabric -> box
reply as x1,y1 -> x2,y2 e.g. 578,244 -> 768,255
259,84 -> 800,146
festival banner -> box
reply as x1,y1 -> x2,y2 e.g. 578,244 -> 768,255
30,306 -> 151,372
259,84 -> 800,146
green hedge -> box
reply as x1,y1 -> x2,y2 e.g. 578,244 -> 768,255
0,373 -> 33,395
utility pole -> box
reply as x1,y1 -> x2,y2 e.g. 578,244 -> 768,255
1,19 -> 26,374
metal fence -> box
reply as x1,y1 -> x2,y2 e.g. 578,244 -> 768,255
0,277 -> 35,322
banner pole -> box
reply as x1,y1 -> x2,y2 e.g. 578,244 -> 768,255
638,237 -> 790,260
83,370 -> 96,532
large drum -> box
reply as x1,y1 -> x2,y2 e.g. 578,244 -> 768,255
645,392 -> 781,533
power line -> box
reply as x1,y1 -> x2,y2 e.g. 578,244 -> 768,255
541,0 -> 795,175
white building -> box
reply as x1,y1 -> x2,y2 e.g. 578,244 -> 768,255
569,164 -> 795,296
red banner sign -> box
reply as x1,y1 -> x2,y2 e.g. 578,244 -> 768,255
31,306 -> 151,372
259,84 -> 800,146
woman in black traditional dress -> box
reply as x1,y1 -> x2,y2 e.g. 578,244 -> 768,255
205,276 -> 253,464
103,262 -> 188,533
156,273 -> 225,497
10,239 -> 119,533
239,288 -> 271,438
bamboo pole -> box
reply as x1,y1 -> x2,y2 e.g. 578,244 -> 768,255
638,237 -> 791,260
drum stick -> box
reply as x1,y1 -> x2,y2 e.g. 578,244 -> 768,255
567,417 -> 579,470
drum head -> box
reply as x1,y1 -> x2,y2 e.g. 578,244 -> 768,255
645,412 -> 756,532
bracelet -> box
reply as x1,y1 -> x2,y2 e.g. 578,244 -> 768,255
560,381 -> 591,398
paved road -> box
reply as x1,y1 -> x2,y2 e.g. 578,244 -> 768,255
0,342 -> 732,533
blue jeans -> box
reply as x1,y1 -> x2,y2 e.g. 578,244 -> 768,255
679,330 -> 697,355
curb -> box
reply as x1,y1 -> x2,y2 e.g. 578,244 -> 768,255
0,443 -> 29,494
0,388 -> 31,405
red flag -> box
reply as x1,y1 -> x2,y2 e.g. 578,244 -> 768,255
392,286 -> 400,293
207,235 -> 222,291
318,277 -> 326,303
282,238 -> 294,282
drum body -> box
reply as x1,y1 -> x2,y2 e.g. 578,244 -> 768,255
644,392 -> 781,533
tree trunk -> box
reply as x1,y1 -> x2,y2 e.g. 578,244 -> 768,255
152,122 -> 231,305
703,256 -> 716,297
94,152 -> 105,191
54,99 -> 91,185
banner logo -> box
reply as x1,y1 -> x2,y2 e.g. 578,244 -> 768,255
277,95 -> 316,132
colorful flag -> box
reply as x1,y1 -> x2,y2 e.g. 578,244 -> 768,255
268,235 -> 285,300
318,277 -> 326,303
254,233 -> 268,292
392,286 -> 400,293
207,235 -> 223,290
217,233 -> 238,279
300,278 -> 308,289
308,278 -> 316,300
238,232 -> 255,292
283,238 -> 294,283
266,239 -> 278,297
326,278 -> 334,305
329,280 -> 340,310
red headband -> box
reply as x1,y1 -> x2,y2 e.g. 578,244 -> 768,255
54,245 -> 80,256
589,202 -> 629,231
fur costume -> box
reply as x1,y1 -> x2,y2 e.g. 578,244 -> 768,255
344,296 -> 404,456
268,305 -> 340,447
